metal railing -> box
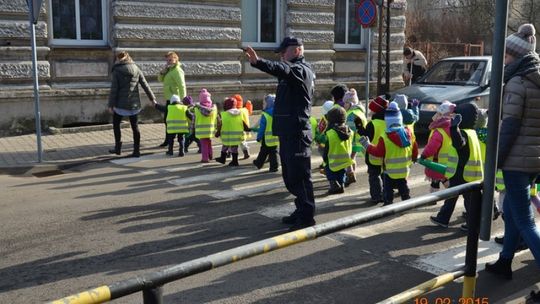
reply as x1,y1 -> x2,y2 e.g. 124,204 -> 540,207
49,181 -> 482,304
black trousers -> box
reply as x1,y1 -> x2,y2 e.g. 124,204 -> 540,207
167,133 -> 185,151
112,112 -> 140,149
279,132 -> 315,223
382,173 -> 410,204
367,162 -> 383,201
253,139 -> 278,170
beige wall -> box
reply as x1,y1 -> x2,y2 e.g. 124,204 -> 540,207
0,0 -> 406,135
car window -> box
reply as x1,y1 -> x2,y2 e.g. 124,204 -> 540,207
419,60 -> 486,86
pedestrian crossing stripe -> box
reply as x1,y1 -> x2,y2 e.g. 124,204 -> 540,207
257,175 -> 428,219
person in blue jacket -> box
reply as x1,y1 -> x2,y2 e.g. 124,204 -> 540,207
245,37 -> 316,231
252,94 -> 279,172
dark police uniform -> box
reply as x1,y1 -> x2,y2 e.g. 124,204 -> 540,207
251,54 -> 316,228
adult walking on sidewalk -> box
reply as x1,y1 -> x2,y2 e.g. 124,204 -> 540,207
244,37 -> 317,231
484,24 -> 540,289
157,51 -> 187,147
108,51 -> 156,157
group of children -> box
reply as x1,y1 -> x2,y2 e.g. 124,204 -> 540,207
150,85 -> 540,233
152,88 -> 275,170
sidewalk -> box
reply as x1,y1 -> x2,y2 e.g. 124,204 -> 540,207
0,106 -> 324,176
0,122 -> 166,175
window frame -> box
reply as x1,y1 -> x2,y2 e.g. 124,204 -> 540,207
333,0 -> 366,50
48,0 -> 108,47
241,0 -> 281,49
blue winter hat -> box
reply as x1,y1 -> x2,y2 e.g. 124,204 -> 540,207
385,101 -> 403,131
264,94 -> 275,109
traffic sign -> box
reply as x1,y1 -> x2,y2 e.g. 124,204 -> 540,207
356,0 -> 377,28
26,0 -> 44,24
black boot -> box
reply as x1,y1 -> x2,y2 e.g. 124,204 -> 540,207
166,141 -> 174,156
268,152 -> 279,172
215,151 -> 227,164
109,142 -> 122,155
130,133 -> 140,158
229,153 -> 239,166
485,257 -> 512,280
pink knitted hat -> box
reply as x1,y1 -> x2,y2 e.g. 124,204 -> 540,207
199,88 -> 212,107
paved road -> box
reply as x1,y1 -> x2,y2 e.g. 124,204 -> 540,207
0,143 -> 538,303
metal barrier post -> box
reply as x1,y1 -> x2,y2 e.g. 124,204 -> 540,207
462,189 -> 483,298
143,286 -> 163,304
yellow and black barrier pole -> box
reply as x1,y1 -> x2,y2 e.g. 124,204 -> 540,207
49,181 -> 482,304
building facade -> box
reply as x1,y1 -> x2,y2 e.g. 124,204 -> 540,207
0,0 -> 406,135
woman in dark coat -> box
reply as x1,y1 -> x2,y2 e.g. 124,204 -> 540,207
108,51 -> 156,157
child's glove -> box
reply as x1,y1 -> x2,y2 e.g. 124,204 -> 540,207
451,113 -> 462,128
250,127 -> 259,133
359,136 -> 370,150
411,98 -> 420,107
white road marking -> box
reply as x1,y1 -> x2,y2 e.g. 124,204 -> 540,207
110,153 -> 164,165
167,169 -> 252,186
406,237 -> 531,275
257,175 -> 428,219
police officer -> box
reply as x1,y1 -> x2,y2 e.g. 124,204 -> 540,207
244,37 -> 316,231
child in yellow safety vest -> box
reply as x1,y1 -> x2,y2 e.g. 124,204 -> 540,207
252,94 -> 279,172
429,102 -> 483,230
360,101 -> 418,205
232,94 -> 252,160
342,88 -> 367,187
182,96 -> 201,154
314,100 -> 335,174
194,88 -> 217,163
214,97 -> 251,166
363,96 -> 389,203
153,94 -> 194,157
322,106 -> 353,195
421,100 -> 456,193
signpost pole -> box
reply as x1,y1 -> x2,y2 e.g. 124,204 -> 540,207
356,0 -> 377,107
27,0 -> 44,163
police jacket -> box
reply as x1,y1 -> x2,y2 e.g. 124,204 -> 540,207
252,56 -> 315,137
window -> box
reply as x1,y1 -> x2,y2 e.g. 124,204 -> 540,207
49,0 -> 108,46
241,0 -> 281,47
334,0 -> 364,48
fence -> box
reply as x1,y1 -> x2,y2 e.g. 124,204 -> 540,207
410,41 -> 485,67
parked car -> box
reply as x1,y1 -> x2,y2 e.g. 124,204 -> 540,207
391,56 -> 492,133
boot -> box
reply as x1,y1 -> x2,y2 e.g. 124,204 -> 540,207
252,159 -> 263,169
109,142 -> 122,155
268,152 -> 279,172
344,171 -> 357,187
242,149 -> 250,160
166,141 -> 174,156
178,146 -> 185,157
485,257 -> 512,280
129,134 -> 140,158
327,180 -> 344,195
215,151 -> 227,164
228,153 -> 239,166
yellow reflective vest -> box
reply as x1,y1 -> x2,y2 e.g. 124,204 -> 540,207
326,128 -> 353,172
239,107 -> 251,140
166,104 -> 189,134
347,107 -> 367,155
368,119 -> 386,166
309,116 -> 318,141
262,112 -> 279,147
194,106 -> 217,139
220,111 -> 244,146
428,128 -> 457,179
382,133 -> 413,179
461,129 -> 484,182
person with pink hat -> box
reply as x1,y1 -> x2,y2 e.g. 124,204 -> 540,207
421,100 -> 456,197
194,88 -> 217,163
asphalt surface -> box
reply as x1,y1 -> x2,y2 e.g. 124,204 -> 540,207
1,107 -> 539,303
